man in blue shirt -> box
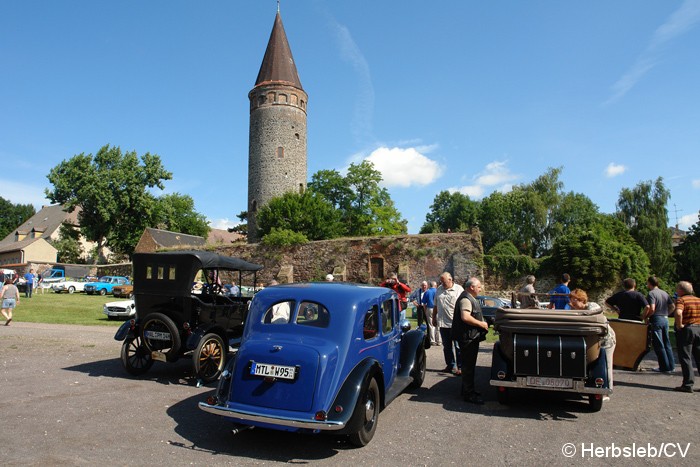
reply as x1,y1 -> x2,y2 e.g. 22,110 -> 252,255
548,273 -> 571,310
421,280 -> 438,345
23,269 -> 36,298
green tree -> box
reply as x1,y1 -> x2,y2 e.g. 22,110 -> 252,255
45,145 -> 172,261
419,191 -> 479,233
256,191 -> 343,241
478,188 -> 546,256
675,211 -> 700,284
228,211 -> 248,236
308,161 -> 407,237
616,177 -> 674,278
153,193 -> 210,238
550,215 -> 650,291
548,192 -> 600,247
51,224 -> 85,264
0,197 -> 36,240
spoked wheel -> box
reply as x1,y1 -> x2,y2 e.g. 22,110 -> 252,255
349,378 -> 380,447
193,333 -> 227,383
121,336 -> 154,376
409,346 -> 426,389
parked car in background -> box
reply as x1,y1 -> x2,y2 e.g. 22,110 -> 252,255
199,282 -> 428,447
52,278 -> 91,294
112,284 -> 134,298
104,299 -> 136,320
84,276 -> 130,295
477,295 -> 512,326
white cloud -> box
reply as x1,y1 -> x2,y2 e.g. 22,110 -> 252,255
0,179 -> 52,208
606,0 -> 700,104
450,185 -> 484,198
208,218 -> 240,231
448,161 -> 519,200
365,146 -> 443,188
605,163 -> 627,177
678,213 -> 699,230
692,179 -> 700,189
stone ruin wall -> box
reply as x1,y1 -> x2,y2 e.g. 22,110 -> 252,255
215,230 -> 484,292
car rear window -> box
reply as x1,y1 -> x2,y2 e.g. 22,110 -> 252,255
295,301 -> 329,328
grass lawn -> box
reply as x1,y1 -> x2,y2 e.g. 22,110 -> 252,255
6,291 -> 126,326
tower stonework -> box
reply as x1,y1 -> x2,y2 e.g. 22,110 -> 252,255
247,11 -> 307,243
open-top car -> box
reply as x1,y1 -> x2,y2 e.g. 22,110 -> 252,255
114,251 -> 262,383
490,305 -> 612,411
198,282 -> 427,447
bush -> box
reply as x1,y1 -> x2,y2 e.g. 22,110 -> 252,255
261,228 -> 309,247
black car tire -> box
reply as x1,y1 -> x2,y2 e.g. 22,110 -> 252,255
408,346 -> 426,389
99,288 -> 107,296
349,377 -> 380,447
141,312 -> 182,359
193,333 -> 227,383
588,394 -> 603,412
497,387 -> 510,405
121,336 -> 154,376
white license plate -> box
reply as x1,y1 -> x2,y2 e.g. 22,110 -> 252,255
250,362 -> 296,380
526,376 -> 573,389
144,330 -> 171,341
151,351 -> 167,362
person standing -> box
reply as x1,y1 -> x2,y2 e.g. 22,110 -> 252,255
432,272 -> 464,374
23,269 -> 35,298
605,278 -> 649,321
380,273 -> 411,311
422,281 -> 438,345
569,288 -> 615,397
452,277 -> 489,404
518,275 -> 538,308
673,281 -> 700,393
643,276 -> 676,373
1,277 -> 20,325
410,281 -> 428,327
548,273 -> 571,310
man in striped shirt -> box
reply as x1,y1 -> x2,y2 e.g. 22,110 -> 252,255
674,281 -> 700,393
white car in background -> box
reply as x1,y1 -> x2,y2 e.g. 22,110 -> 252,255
103,299 -> 136,320
52,279 -> 89,294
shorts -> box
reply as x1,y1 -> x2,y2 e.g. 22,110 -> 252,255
2,298 -> 16,309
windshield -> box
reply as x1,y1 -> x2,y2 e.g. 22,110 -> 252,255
99,277 -> 110,283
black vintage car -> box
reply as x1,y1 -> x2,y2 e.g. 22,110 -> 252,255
114,251 -> 263,383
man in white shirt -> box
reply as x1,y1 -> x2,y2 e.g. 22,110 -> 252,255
433,272 -> 464,374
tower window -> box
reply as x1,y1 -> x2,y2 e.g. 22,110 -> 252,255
299,183 -> 304,194
276,146 -> 284,158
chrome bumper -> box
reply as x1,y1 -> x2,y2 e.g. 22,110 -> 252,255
198,402 -> 346,431
489,378 -> 611,395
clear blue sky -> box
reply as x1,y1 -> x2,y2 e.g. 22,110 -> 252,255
2,1 -> 699,234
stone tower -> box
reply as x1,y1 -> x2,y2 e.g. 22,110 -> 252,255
247,10 -> 308,243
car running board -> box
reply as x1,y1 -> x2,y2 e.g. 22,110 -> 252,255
384,376 -> 412,405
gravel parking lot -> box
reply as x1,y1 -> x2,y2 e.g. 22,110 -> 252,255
1,322 -> 698,466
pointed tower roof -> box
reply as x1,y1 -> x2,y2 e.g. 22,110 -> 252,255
255,12 -> 303,90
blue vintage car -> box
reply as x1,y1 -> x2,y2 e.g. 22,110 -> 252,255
199,282 -> 427,447
84,276 -> 130,295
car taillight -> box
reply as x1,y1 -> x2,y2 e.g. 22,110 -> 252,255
314,411 -> 327,421
595,378 -> 604,387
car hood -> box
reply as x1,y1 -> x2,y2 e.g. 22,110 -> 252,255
104,300 -> 135,308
